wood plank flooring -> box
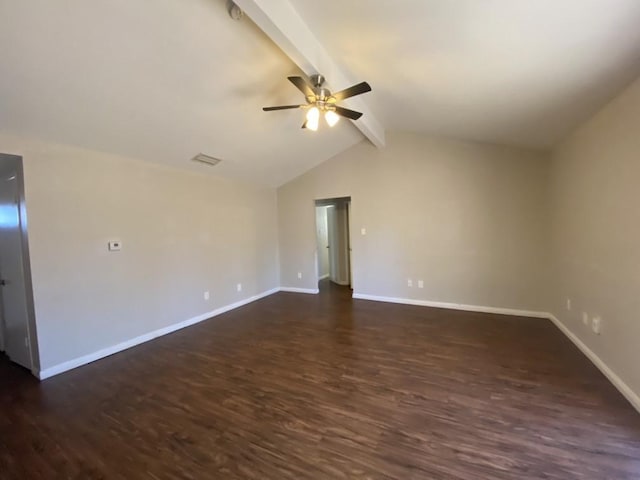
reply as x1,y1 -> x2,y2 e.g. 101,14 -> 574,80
1,281 -> 640,479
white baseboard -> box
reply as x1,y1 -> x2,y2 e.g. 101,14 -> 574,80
318,274 -> 329,280
548,314 -> 640,414
279,287 -> 319,294
351,293 -> 549,319
37,287 -> 280,380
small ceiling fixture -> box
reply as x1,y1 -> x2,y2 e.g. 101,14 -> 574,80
263,74 -> 372,131
227,1 -> 243,20
191,153 -> 222,167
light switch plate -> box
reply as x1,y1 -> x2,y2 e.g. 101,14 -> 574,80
108,241 -> 122,251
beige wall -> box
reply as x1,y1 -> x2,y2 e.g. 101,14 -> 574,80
0,132 -> 279,371
550,76 -> 640,397
278,132 -> 550,311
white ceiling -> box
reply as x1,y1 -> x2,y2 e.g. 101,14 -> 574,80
0,0 -> 363,187
1,1 -> 640,186
292,0 -> 640,149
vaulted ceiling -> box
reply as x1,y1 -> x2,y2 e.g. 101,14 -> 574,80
1,0 -> 640,186
293,0 -> 640,149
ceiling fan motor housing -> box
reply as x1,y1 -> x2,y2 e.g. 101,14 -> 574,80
310,74 -> 325,88
309,75 -> 332,105
262,74 -> 370,122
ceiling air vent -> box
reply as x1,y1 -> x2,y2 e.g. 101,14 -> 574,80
191,153 -> 222,167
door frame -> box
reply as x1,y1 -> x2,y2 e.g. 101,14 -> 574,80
314,196 -> 353,289
0,154 -> 40,374
346,200 -> 352,288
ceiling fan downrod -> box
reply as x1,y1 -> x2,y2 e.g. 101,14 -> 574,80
309,74 -> 330,101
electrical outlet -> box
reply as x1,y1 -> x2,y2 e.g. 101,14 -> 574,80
418,280 -> 424,289
407,279 -> 413,287
297,272 -> 302,279
236,283 -> 242,292
592,316 -> 602,335
204,291 -> 210,301
361,228 -> 366,235
566,298 -> 572,311
582,312 -> 589,326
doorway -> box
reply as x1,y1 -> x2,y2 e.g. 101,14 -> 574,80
315,197 -> 352,289
0,154 -> 37,372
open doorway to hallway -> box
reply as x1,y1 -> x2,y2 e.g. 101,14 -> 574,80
315,197 -> 352,289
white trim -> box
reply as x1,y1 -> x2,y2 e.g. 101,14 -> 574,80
279,287 -> 319,294
548,314 -> 640,414
318,274 -> 329,280
351,293 -> 549,318
37,287 -> 280,380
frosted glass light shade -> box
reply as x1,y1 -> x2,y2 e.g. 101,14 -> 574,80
306,107 -> 320,131
325,110 -> 340,127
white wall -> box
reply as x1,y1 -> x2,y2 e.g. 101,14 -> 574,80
0,132 -> 280,372
550,76 -> 640,399
278,132 -> 550,311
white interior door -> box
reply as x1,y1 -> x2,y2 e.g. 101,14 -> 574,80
335,204 -> 350,286
327,206 -> 338,283
327,203 -> 351,286
315,206 -> 329,280
0,169 -> 32,368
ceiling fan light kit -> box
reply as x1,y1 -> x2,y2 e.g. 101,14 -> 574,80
306,106 -> 320,131
263,74 -> 372,131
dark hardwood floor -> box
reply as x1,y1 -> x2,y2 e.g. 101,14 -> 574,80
1,281 -> 640,479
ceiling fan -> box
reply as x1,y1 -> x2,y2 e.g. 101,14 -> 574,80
263,74 -> 372,131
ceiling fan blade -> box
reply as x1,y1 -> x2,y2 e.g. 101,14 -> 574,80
334,106 -> 363,120
262,105 -> 303,111
331,81 -> 371,101
288,76 -> 315,98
